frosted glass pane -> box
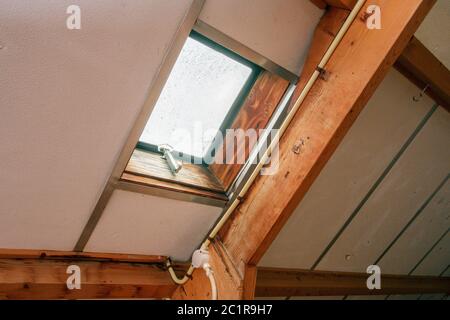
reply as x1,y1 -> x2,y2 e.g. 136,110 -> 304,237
140,36 -> 252,158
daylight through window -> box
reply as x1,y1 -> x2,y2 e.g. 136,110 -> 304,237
139,32 -> 259,159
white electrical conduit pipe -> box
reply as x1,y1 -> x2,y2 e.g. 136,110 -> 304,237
167,0 -> 366,285
203,263 -> 218,300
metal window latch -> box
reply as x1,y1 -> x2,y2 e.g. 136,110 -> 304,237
158,144 -> 182,175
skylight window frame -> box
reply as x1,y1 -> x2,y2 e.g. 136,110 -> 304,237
136,30 -> 262,165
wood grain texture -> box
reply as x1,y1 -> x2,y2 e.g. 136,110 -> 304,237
310,0 -> 327,10
210,72 -> 289,190
120,172 -> 228,202
256,267 -> 450,297
0,248 -> 166,264
289,7 -> 349,111
324,0 -> 357,10
395,36 -> 450,111
0,259 -> 176,299
172,240 -> 244,300
242,265 -> 258,300
220,0 -> 436,276
125,149 -> 224,192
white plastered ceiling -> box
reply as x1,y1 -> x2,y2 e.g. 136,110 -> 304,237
199,0 -> 323,74
0,0 -> 194,250
0,1 -> 321,259
84,190 -> 221,261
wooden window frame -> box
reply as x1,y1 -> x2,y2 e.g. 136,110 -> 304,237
124,25 -> 292,203
123,70 -> 289,203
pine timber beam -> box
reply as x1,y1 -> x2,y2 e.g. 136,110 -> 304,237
172,0 -> 436,300
324,0 -> 358,10
310,4 -> 450,109
170,0 -> 437,300
395,36 -> 450,112
2,251 -> 447,299
174,5 -> 352,300
0,248 -> 167,264
219,0 -> 436,275
256,267 -> 450,297
0,252 -> 178,299
171,239 -> 246,300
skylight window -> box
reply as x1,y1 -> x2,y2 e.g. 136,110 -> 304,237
139,32 -> 259,159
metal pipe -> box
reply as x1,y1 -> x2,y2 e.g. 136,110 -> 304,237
166,0 -> 366,285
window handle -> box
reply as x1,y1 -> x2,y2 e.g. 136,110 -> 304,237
158,144 -> 182,175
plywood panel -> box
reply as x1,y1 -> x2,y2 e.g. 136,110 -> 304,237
384,234 -> 450,300
260,69 -> 433,269
388,294 -> 421,300
318,107 -> 450,272
412,232 -> 450,276
199,0 -> 323,74
418,293 -> 446,300
378,179 -> 450,274
0,1 -> 193,250
415,0 -> 450,68
84,190 -> 221,261
291,296 -> 344,300
346,295 -> 387,300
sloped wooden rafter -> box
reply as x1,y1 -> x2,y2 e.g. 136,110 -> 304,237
173,0 -> 437,300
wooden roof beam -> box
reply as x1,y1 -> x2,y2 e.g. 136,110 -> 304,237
0,248 -> 167,264
395,36 -> 450,112
0,258 -> 176,299
172,0 -> 436,300
324,0 -> 357,10
257,267 -> 450,297
2,251 -> 447,299
190,0 -> 435,300
219,0 -> 436,275
174,0 -> 435,299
